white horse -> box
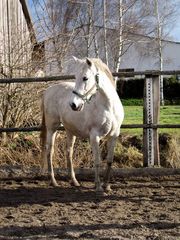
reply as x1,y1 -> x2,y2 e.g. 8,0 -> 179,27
41,57 -> 124,194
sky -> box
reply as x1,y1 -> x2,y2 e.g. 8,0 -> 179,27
27,0 -> 180,42
169,0 -> 180,42
171,16 -> 180,42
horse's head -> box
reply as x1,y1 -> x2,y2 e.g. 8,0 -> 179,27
70,57 -> 99,111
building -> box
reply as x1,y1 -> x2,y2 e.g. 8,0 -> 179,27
43,28 -> 180,75
0,0 -> 44,78
119,33 -> 180,71
1,1 -> 179,77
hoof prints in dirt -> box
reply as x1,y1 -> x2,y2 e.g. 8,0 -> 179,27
0,176 -> 180,240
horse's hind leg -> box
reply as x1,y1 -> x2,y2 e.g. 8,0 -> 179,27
103,136 -> 117,192
66,131 -> 80,186
90,132 -> 103,193
41,141 -> 48,175
46,128 -> 58,187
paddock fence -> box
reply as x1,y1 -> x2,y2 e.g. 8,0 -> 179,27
0,70 -> 180,168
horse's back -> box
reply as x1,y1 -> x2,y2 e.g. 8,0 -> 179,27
44,81 -> 74,102
42,82 -> 74,126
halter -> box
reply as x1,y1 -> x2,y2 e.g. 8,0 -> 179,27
72,73 -> 99,104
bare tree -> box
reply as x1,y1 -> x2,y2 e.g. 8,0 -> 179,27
154,0 -> 164,105
105,0 -> 149,71
32,0 -> 82,73
115,0 -> 123,73
103,0 -> 108,65
140,0 -> 179,105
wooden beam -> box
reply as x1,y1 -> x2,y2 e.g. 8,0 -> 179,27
1,69 -> 180,83
153,75 -> 160,166
0,167 -> 179,180
1,124 -> 180,133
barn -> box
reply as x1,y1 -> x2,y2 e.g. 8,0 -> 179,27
0,0 -> 44,78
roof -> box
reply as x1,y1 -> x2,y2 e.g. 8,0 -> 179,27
19,0 -> 37,44
128,32 -> 180,45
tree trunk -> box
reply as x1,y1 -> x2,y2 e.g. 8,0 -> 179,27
154,0 -> 164,105
114,0 -> 123,87
103,0 -> 108,65
115,0 -> 123,73
87,1 -> 94,57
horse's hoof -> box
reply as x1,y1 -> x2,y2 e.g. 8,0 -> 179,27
103,184 -> 112,192
95,184 -> 104,196
95,190 -> 107,198
70,180 -> 80,187
50,181 -> 59,187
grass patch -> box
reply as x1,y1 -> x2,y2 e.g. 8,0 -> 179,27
122,105 -> 180,135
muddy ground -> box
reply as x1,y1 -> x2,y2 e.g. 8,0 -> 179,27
0,168 -> 179,240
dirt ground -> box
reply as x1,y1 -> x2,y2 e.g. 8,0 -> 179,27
0,168 -> 179,240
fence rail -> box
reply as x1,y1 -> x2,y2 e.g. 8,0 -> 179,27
1,70 -> 180,84
0,124 -> 180,133
0,70 -> 180,167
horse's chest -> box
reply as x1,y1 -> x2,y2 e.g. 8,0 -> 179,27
100,117 -> 112,136
92,110 -> 116,137
62,104 -> 119,138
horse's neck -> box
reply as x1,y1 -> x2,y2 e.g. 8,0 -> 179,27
97,73 -> 118,109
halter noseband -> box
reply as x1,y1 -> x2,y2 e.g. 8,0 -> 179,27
72,73 -> 99,103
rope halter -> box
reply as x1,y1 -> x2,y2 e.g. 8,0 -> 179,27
72,73 -> 99,104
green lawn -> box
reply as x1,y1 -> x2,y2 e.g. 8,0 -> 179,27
121,105 -> 180,135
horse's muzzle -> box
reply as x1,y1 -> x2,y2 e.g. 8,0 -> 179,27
70,102 -> 83,111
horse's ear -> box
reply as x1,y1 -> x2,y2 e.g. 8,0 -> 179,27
72,56 -> 79,62
73,56 -> 85,64
86,58 -> 92,67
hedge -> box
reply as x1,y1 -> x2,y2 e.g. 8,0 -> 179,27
117,76 -> 180,105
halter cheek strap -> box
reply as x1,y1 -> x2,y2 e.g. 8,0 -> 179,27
72,73 -> 99,104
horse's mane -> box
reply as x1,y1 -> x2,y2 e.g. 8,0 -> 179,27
90,58 -> 116,88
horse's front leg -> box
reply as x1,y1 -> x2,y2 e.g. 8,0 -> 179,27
103,136 -> 117,192
66,131 -> 80,186
90,132 -> 103,193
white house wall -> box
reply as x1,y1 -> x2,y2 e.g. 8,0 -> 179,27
119,38 -> 180,71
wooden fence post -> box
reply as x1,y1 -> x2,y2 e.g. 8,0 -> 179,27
143,74 -> 160,167
152,75 -> 160,166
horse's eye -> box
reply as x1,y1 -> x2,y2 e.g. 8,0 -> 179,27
83,77 -> 88,81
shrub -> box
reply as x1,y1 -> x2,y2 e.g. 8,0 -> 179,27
121,99 -> 143,106
117,76 -> 180,105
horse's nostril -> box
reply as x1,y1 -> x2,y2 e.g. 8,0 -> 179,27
70,102 -> 77,111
